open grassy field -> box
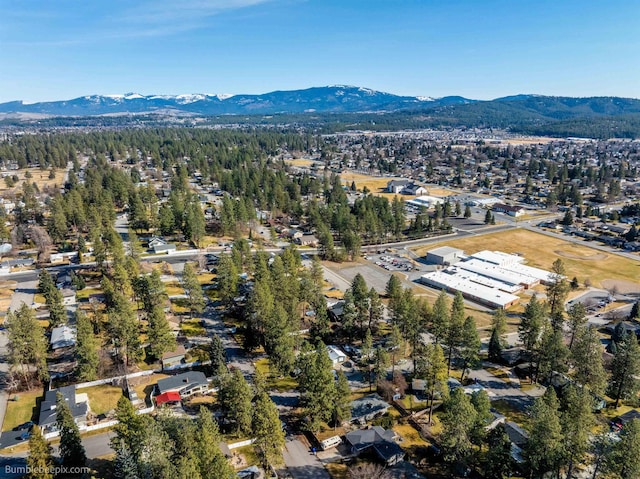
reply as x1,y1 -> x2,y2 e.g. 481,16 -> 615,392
0,168 -> 65,193
284,158 -> 316,167
412,229 -> 640,289
2,389 -> 41,432
77,384 -> 124,416
339,172 -> 414,201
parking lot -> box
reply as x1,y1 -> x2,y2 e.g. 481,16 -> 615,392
368,254 -> 415,273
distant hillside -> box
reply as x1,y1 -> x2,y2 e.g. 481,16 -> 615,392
2,87 -> 640,138
0,86 -> 472,116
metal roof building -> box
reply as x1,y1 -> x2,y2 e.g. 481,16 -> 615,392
420,270 -> 520,309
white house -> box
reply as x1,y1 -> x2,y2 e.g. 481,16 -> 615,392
386,179 -> 412,194
61,288 -> 77,306
326,345 -> 347,365
50,325 -> 76,350
153,243 -> 177,254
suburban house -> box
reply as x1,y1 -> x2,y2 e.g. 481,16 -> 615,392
351,394 -> 391,425
38,385 -> 89,433
387,179 -> 412,194
148,236 -> 168,249
56,273 -> 72,289
386,179 -> 427,196
153,243 -> 177,254
344,426 -> 405,466
156,371 -> 209,398
326,345 -> 347,365
402,184 -> 428,196
295,234 -> 319,247
492,203 -> 525,217
504,421 -> 528,464
155,391 -> 182,407
327,300 -> 345,322
50,325 -> 77,350
61,288 -> 77,306
161,344 -> 187,370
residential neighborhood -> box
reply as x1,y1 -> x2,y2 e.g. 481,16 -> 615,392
0,126 -> 639,479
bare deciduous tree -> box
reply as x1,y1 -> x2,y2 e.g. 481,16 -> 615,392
29,225 -> 52,263
195,254 -> 207,271
348,463 -> 391,479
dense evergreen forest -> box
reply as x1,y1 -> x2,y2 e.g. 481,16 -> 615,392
1,129 -> 450,260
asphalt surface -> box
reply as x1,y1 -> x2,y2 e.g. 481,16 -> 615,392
467,362 -> 545,411
282,439 -> 331,479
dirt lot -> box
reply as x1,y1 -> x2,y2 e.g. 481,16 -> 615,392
412,229 -> 640,290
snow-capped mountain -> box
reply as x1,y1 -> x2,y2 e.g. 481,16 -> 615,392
0,86 -> 472,116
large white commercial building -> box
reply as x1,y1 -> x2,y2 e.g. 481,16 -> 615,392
419,249 -> 554,309
420,269 -> 520,309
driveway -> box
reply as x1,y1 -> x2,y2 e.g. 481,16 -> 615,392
201,305 -> 255,378
282,439 -> 331,479
0,279 -> 39,433
467,363 -> 545,411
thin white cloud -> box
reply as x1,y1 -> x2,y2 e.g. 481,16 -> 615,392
2,0 -> 275,45
121,0 -> 272,25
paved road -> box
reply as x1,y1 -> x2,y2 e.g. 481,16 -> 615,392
201,304 -> 255,378
0,279 -> 38,434
282,439 -> 331,479
467,362 -> 546,411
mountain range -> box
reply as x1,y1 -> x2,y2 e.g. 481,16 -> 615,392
2,86 -> 640,138
0,86 -> 462,116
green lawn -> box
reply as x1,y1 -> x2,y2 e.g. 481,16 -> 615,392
254,358 -> 298,391
234,445 -> 260,468
166,284 -> 185,296
197,273 -> 215,285
76,287 -> 101,301
181,318 -> 206,336
2,389 -> 41,432
491,399 -> 530,426
33,293 -> 46,304
77,385 -> 124,416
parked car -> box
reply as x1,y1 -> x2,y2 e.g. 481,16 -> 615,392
13,421 -> 34,432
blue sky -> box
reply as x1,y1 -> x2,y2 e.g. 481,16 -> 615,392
1,0 -> 639,102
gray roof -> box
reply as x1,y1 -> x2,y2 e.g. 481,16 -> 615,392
38,386 -> 87,427
345,426 -> 396,451
50,325 -> 76,349
427,246 -> 463,257
373,440 -> 405,462
617,409 -> 640,425
387,179 -> 411,187
351,394 -> 390,420
157,371 -> 208,394
504,421 -> 529,446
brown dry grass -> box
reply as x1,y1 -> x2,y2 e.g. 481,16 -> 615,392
284,158 -> 315,167
131,373 -> 169,404
412,229 -> 640,290
0,168 -> 64,193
